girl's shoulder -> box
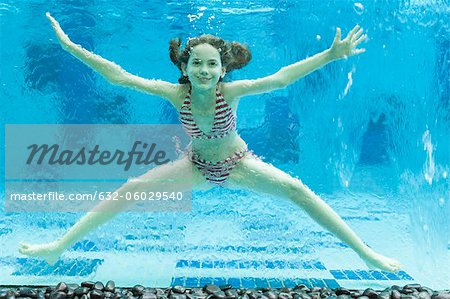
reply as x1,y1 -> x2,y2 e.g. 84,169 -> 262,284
219,82 -> 238,104
172,84 -> 190,110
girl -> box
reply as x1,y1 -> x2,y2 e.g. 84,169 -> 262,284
19,12 -> 401,272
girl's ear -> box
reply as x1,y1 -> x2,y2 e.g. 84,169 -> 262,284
221,67 -> 226,78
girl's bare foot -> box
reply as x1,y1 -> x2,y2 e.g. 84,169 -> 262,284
18,241 -> 63,266
361,249 -> 402,272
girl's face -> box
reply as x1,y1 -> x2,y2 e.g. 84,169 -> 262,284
183,43 -> 226,91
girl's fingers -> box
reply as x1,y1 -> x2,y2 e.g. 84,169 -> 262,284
348,24 -> 360,39
354,34 -> 367,46
352,29 -> 364,42
334,27 -> 342,43
353,48 -> 366,55
46,12 -> 55,23
46,12 -> 60,28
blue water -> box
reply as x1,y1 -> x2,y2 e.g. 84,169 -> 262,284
1,0 -> 449,289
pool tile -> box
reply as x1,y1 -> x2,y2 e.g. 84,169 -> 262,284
301,261 -> 313,269
171,277 -> 185,286
66,262 -> 80,276
213,260 -> 226,268
199,277 -> 214,286
170,276 -> 341,289
330,270 -> 347,280
313,261 -> 327,270
241,277 -> 256,288
282,278 -> 297,288
176,259 -> 189,268
254,277 -> 269,288
396,271 -> 414,280
343,270 -> 361,280
272,260 -> 285,269
354,270 -> 375,280
227,277 -> 241,288
201,260 -> 213,268
250,261 -> 263,268
72,240 -> 99,252
309,278 -> 326,287
370,270 -> 388,280
185,277 -> 199,287
296,278 -> 312,288
226,260 -> 239,268
266,261 -> 275,269
383,271 -> 401,280
268,278 -> 283,288
323,279 -> 340,288
286,261 -> 300,269
13,258 -> 102,277
213,277 -> 227,286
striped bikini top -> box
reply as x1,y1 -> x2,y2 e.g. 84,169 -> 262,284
179,85 -> 236,139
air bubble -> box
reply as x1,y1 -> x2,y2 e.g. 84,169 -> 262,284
353,2 -> 364,15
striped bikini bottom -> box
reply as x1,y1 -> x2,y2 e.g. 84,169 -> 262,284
187,148 -> 249,186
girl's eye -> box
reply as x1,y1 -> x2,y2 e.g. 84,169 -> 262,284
209,62 -> 217,66
193,61 -> 200,65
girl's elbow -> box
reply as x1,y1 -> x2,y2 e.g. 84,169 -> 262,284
274,77 -> 289,89
270,71 -> 290,89
106,70 -> 130,86
105,75 -> 122,85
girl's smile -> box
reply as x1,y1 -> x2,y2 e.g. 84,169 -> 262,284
183,43 -> 226,90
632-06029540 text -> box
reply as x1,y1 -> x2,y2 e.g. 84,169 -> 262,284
9,191 -> 184,201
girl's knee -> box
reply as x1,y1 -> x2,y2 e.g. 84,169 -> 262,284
284,178 -> 311,200
120,179 -> 139,193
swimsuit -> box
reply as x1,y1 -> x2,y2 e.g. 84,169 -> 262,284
179,85 -> 248,186
187,148 -> 248,185
179,85 -> 236,139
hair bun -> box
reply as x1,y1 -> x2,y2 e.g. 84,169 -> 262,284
169,38 -> 182,67
227,42 -> 252,72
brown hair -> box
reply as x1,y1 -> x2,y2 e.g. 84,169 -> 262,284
169,34 -> 252,84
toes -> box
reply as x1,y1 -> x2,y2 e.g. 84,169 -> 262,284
393,262 -> 402,271
365,261 -> 377,270
365,256 -> 402,272
386,261 -> 401,272
388,259 -> 401,270
18,242 -> 30,253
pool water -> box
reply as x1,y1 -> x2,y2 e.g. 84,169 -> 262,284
0,0 -> 449,290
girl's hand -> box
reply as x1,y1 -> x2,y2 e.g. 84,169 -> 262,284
46,12 -> 71,49
329,25 -> 367,60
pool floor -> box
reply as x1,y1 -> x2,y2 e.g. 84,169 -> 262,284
0,187 -> 438,288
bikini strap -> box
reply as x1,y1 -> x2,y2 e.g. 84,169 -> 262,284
183,85 -> 192,105
215,84 -> 224,102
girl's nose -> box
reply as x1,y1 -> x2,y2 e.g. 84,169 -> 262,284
200,66 -> 208,75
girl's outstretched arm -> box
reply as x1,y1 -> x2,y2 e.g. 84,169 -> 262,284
224,25 -> 367,99
46,13 -> 181,107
